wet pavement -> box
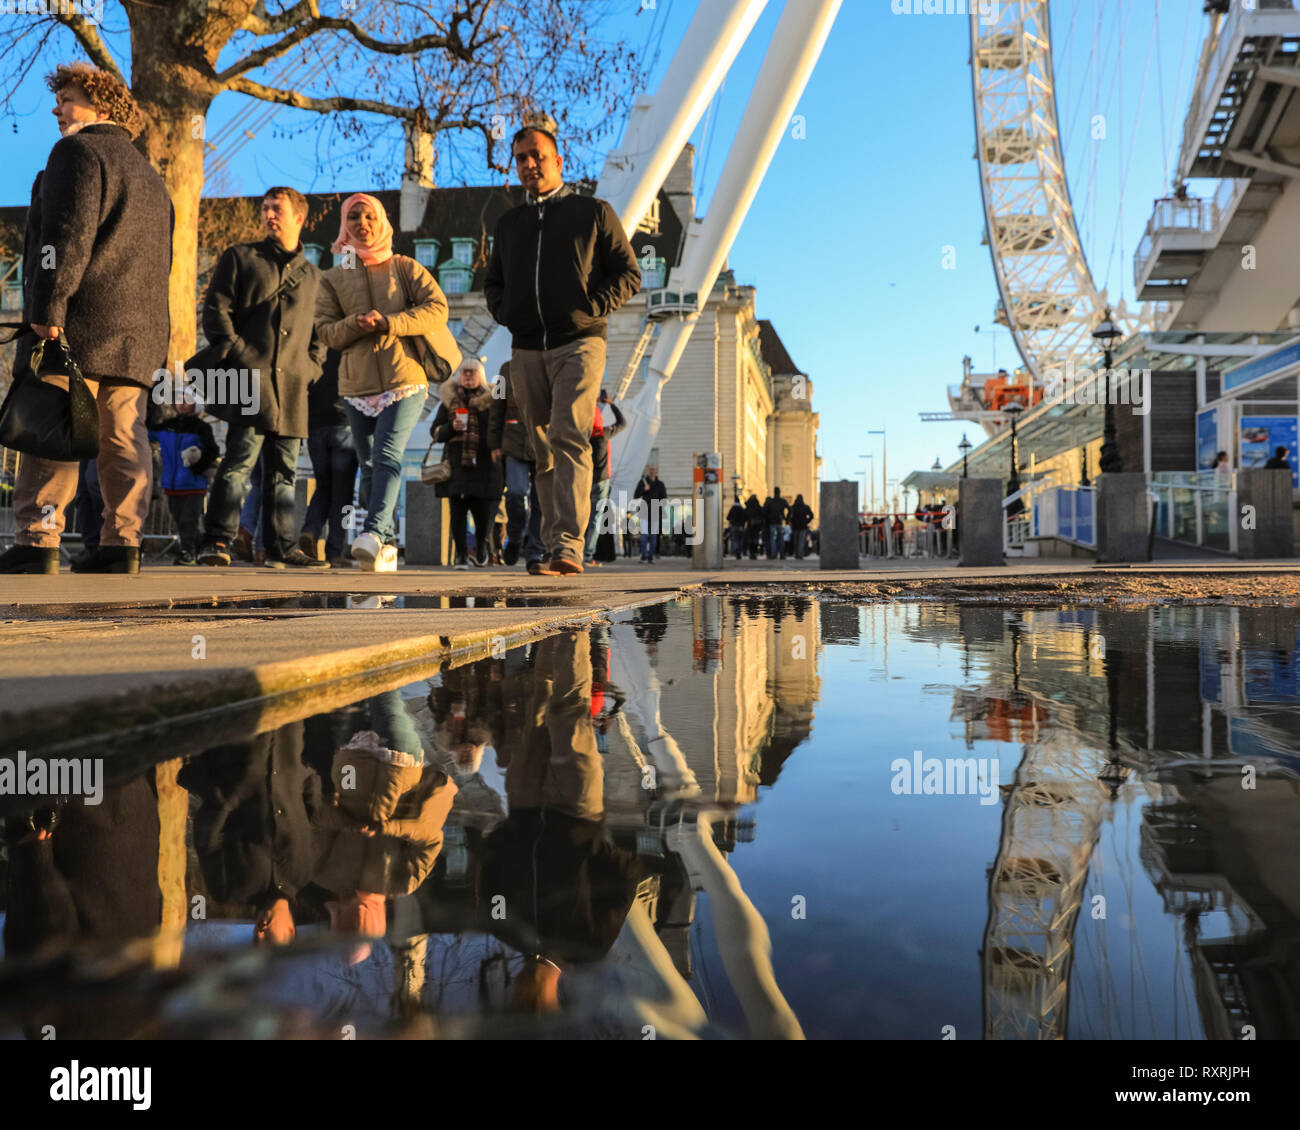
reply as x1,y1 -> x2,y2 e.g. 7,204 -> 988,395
1,595 -> 1298,1039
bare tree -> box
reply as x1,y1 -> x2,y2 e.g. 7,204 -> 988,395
0,1 -> 645,363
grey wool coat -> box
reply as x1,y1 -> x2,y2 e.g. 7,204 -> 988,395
22,122 -> 173,385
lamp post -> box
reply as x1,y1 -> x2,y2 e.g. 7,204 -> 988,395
868,428 -> 887,520
958,433 -> 972,479
1004,402 -> 1025,516
1094,308 -> 1123,474
860,453 -> 874,513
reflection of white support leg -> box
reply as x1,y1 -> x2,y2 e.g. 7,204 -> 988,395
610,624 -> 700,795
669,813 -> 805,1040
606,898 -> 709,1040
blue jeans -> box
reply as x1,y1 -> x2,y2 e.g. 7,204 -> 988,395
767,524 -> 783,558
504,455 -> 544,563
238,456 -> 263,547
303,423 -> 358,559
205,426 -> 300,558
344,390 -> 427,543
639,531 -> 658,560
585,478 -> 611,562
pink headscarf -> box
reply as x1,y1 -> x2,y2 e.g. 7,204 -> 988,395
331,192 -> 394,265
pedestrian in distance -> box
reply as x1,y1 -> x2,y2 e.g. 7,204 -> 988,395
634,464 -> 668,562
727,494 -> 747,559
298,349 -> 359,568
197,185 -> 327,570
484,115 -> 641,576
1265,445 -> 1291,470
315,192 -> 460,572
149,397 -> 219,565
789,493 -> 813,560
584,388 -> 626,566
0,63 -> 171,576
490,360 -> 546,571
430,357 -> 503,569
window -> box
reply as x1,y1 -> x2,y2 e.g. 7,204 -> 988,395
439,263 -> 472,295
413,239 -> 439,268
781,444 -> 793,463
451,238 -> 475,266
640,256 -> 667,290
302,243 -> 324,267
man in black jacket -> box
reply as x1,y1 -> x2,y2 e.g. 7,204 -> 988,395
0,64 -> 172,576
633,464 -> 668,562
196,186 -> 327,569
764,488 -> 790,559
484,119 -> 640,576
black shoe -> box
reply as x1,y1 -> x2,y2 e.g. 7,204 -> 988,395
0,545 -> 59,574
503,542 -> 520,567
70,545 -> 140,574
199,542 -> 231,566
177,551 -> 199,567
271,547 -> 330,569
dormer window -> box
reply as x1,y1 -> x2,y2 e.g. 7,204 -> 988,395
439,259 -> 473,295
451,238 -> 475,266
414,239 -> 440,268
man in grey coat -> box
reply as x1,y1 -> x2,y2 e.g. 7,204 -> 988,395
0,63 -> 172,576
197,186 -> 327,569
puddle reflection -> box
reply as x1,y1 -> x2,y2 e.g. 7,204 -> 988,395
1,598 -> 1299,1039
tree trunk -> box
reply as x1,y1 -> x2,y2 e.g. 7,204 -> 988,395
133,76 -> 215,371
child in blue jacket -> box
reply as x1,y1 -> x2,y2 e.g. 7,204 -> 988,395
149,401 -> 219,565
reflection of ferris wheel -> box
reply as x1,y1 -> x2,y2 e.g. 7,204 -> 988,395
971,1 -> 1146,381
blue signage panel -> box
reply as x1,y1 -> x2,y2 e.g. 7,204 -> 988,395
1223,336 -> 1300,392
1196,407 -> 1219,471
1241,414 -> 1300,488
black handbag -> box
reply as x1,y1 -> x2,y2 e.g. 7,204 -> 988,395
0,324 -> 99,461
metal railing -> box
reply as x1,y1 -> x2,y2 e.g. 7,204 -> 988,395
1133,179 -> 1248,289
1148,471 -> 1237,554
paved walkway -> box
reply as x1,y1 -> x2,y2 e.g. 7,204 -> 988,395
3,554 -> 1297,755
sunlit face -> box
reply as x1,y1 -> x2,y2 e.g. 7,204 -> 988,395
346,202 -> 380,244
52,85 -> 101,136
262,193 -> 306,249
513,130 -> 563,196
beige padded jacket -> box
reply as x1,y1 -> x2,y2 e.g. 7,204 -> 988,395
315,254 -> 458,398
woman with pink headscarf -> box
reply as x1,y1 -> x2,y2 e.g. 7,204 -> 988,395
315,193 -> 459,571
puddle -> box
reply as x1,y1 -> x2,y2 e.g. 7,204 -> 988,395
1,597 -> 1298,1039
4,592 -> 579,618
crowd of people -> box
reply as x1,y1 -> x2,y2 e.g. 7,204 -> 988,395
0,63 -> 815,577
725,487 -> 816,561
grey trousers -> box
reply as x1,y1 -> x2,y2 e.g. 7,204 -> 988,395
510,337 -> 606,564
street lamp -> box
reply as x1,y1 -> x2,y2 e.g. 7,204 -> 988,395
958,433 -> 972,479
860,453 -> 874,512
931,457 -> 942,471
1004,402 -> 1025,516
868,429 -> 887,520
1093,307 -> 1123,474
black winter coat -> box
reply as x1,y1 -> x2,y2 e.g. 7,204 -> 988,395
789,501 -> 813,529
484,184 -> 641,351
430,380 -> 505,499
190,239 -> 324,438
22,123 -> 173,385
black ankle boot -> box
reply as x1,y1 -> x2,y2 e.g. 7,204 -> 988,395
0,544 -> 59,574
70,545 -> 140,574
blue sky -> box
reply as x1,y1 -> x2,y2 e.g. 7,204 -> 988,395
1,1 -> 1203,503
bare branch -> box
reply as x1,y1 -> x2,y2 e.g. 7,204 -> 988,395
223,76 -> 418,121
52,12 -> 126,83
240,0 -> 320,38
218,11 -> 503,83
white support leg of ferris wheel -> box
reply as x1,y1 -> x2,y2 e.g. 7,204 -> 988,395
475,0 -> 771,392
611,0 -> 843,498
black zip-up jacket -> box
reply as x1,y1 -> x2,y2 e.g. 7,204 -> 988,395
484,184 -> 641,351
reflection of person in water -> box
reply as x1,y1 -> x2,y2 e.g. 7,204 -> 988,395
632,602 -> 669,651
312,688 -> 457,963
477,630 -> 641,1013
178,720 -> 320,945
2,770 -> 163,1037
428,658 -> 502,775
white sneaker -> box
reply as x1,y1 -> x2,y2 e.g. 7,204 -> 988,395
351,532 -> 382,567
374,543 -> 398,573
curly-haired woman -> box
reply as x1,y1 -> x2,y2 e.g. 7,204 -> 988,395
0,63 -> 171,575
